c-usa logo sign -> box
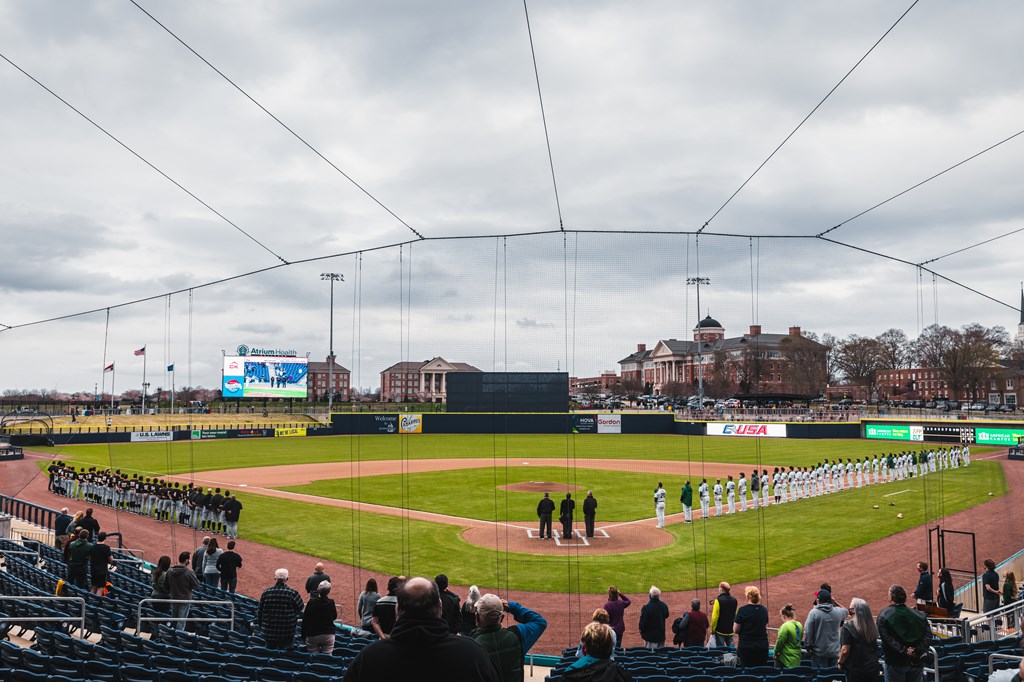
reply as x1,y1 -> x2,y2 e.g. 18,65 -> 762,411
236,344 -> 249,356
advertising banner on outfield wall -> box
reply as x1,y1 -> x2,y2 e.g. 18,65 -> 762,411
130,430 -> 173,443
974,427 -> 1024,446
865,424 -> 923,441
572,415 -> 598,434
191,430 -> 230,440
707,423 -> 788,438
275,427 -> 307,437
399,414 -> 423,434
238,428 -> 274,438
596,414 -> 621,433
372,415 -> 398,434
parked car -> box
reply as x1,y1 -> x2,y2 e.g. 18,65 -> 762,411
837,398 -> 854,406
724,398 -> 741,408
924,401 -> 936,409
997,404 -> 1015,413
985,403 -> 1001,412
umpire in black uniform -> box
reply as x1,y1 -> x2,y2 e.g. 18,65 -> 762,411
559,492 -> 575,539
537,493 -> 555,539
583,490 -> 598,537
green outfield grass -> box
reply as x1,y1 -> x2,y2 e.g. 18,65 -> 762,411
46,433 -> 980,476
239,460 -> 1007,593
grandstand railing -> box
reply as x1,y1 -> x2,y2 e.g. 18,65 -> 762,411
966,600 -> 1024,642
989,653 -> 1024,677
0,595 -> 86,631
135,598 -> 236,633
0,494 -> 57,532
928,616 -> 969,641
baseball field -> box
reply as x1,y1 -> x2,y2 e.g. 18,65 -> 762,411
46,433 -> 1006,594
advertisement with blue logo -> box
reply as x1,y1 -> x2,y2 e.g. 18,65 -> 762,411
222,352 -> 308,399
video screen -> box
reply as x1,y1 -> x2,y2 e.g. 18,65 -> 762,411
222,356 -> 308,398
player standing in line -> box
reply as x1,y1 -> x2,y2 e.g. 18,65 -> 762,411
699,479 -> 710,520
738,472 -> 747,512
749,469 -> 759,509
772,468 -> 781,505
725,476 -> 736,514
680,481 -> 693,523
760,469 -> 770,508
713,479 -> 724,517
654,482 -> 667,529
788,466 -> 798,501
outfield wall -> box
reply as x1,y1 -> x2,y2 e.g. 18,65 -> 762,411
330,412 -> 677,435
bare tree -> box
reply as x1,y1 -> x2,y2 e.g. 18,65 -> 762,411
876,328 -> 912,369
737,341 -> 768,395
940,324 -> 1007,400
912,324 -> 956,367
779,334 -> 829,397
834,335 -> 885,397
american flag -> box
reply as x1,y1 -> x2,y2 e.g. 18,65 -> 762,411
134,346 -> 146,356
104,363 -> 114,372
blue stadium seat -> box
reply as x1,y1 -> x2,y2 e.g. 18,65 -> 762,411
9,671 -> 46,682
258,669 -> 296,682
120,666 -> 160,682
0,641 -> 23,668
221,662 -> 259,681
186,658 -> 223,675
18,649 -> 48,675
83,659 -> 120,682
46,656 -> 85,678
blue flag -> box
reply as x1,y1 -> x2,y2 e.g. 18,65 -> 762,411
167,364 -> 175,372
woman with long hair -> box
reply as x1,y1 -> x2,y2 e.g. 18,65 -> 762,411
460,585 -> 482,635
603,586 -> 631,647
1003,571 -> 1017,627
202,537 -> 222,587
149,555 -> 172,638
774,604 -> 803,669
838,598 -> 880,682
576,608 -> 616,657
357,577 -> 380,629
936,568 -> 955,613
733,586 -> 769,667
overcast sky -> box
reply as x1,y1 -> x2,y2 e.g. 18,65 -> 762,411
2,0 -> 1023,395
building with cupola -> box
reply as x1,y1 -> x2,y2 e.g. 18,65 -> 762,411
618,316 -> 828,398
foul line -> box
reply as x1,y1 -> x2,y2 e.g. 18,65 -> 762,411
883,489 -> 913,497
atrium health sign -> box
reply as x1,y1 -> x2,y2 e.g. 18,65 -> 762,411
707,422 -> 787,438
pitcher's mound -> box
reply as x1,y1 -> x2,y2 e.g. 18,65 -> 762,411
500,481 -> 582,493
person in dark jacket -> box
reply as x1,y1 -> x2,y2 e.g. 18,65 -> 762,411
304,563 -> 331,597
877,585 -> 931,682
258,568 -> 304,649
537,493 -> 555,540
564,622 -> 634,682
54,507 -> 73,550
65,529 -> 93,590
78,508 -> 100,538
216,540 -> 243,593
638,586 -> 669,649
936,568 -> 955,614
733,586 -> 769,667
710,581 -> 738,647
559,493 -> 576,539
302,580 -> 339,654
913,562 -> 933,604
343,577 -> 499,682
583,491 -> 598,538
89,531 -> 114,595
166,551 -> 200,631
436,573 -> 461,634
672,599 -> 709,648
460,585 -> 482,636
473,594 -> 548,682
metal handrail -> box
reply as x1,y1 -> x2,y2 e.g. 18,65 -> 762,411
0,595 -> 86,631
922,646 -> 941,682
989,653 -> 1023,676
113,548 -> 146,564
135,598 -> 235,634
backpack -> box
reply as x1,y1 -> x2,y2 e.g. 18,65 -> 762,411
671,617 -> 685,634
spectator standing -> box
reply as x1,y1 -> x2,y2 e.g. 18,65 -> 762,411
343,577 -> 499,682
192,537 -> 209,574
982,559 -> 1001,613
583,491 -> 598,538
258,568 -> 304,649
603,587 -> 631,647
537,493 -> 555,540
1003,570 -> 1017,628
372,576 -> 402,638
66,530 -> 93,590
78,508 -> 100,538
839,598 -> 880,682
89,531 -> 114,595
304,562 -> 331,597
913,562 -> 933,605
733,585 -> 769,666
804,587 -> 849,668
709,581 -> 738,647
936,568 -> 955,614
672,599 -> 708,649
563,622 -> 632,682
149,555 -> 172,637
201,537 -> 223,587
356,578 -> 380,630
54,507 -> 72,550
560,493 -> 575,539
638,586 -> 669,649
577,609 -> 616,656
166,550 -> 200,631
436,573 -> 461,634
302,580 -> 339,654
473,594 -> 547,682
877,584 -> 931,682
461,585 -> 483,636
216,540 -> 243,593
774,604 -> 803,669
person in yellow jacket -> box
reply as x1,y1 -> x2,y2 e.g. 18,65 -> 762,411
708,581 -> 738,647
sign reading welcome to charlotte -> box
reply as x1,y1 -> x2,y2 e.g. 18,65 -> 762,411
865,424 -> 924,441
974,427 -> 1024,446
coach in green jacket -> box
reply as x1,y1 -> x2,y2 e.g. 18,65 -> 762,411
473,594 -> 547,682
680,481 -> 693,523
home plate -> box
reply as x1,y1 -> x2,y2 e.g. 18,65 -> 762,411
526,528 -> 609,547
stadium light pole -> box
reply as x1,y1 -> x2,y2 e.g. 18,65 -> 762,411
686,277 -> 711,405
321,273 -> 344,415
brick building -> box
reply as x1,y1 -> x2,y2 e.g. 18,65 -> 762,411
380,357 -> 482,402
569,371 -> 620,394
877,365 -> 1024,407
619,316 -> 828,398
307,354 -> 351,401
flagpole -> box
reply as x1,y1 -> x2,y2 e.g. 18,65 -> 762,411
141,349 -> 147,413
171,367 -> 175,414
110,366 -> 116,411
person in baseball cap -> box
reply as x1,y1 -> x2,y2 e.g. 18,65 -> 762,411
473,594 -> 547,681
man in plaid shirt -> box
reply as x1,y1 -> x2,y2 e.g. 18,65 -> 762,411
258,568 -> 304,649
